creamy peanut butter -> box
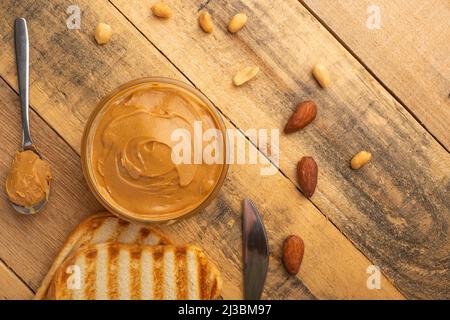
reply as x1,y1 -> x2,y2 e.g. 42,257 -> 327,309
90,82 -> 225,218
5,150 -> 52,207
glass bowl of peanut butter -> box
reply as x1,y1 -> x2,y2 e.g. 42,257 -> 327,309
81,78 -> 229,223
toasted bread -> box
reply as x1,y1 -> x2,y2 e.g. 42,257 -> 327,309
35,212 -> 170,299
50,242 -> 222,300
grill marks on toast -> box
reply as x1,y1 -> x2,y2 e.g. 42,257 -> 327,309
116,220 -> 131,242
130,247 -> 142,300
108,245 -> 120,299
37,213 -> 173,300
54,243 -> 221,300
139,228 -> 151,242
198,253 -> 208,300
175,247 -> 188,299
152,247 -> 164,299
118,223 -> 140,243
80,216 -> 169,248
84,248 -> 97,299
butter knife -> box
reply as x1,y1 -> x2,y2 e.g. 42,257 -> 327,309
242,198 -> 269,300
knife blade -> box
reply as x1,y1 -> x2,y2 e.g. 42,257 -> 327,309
242,198 -> 269,300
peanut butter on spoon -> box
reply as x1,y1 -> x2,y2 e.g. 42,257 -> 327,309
5,150 -> 52,207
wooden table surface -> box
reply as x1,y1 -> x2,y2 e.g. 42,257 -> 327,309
0,0 -> 449,300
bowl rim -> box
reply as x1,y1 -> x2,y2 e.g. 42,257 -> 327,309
81,77 -> 229,224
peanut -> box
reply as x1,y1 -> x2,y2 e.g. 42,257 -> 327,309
228,13 -> 247,33
233,66 -> 259,86
312,63 -> 331,88
351,151 -> 372,170
199,11 -> 213,33
151,2 -> 172,19
95,23 -> 112,45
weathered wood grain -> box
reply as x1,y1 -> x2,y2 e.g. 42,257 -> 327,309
0,260 -> 33,300
0,0 -> 404,299
109,0 -> 450,299
301,0 -> 450,150
159,124 -> 404,299
0,78 -> 103,291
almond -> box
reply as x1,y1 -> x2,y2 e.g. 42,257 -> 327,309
297,156 -> 318,198
284,100 -> 317,134
282,235 -> 305,275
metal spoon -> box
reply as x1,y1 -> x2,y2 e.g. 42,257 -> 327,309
11,18 -> 49,214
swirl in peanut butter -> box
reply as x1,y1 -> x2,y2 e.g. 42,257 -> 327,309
91,83 -> 224,218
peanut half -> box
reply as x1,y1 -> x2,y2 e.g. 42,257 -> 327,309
151,2 -> 172,19
228,13 -> 247,33
95,23 -> 112,45
351,151 -> 372,170
199,11 -> 213,33
312,63 -> 331,88
233,66 -> 259,86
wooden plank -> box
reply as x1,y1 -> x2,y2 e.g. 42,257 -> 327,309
0,78 -> 104,291
0,0 -> 404,299
301,0 -> 450,150
0,260 -> 33,300
108,0 -> 450,299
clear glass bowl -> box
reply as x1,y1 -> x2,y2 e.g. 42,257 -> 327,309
81,77 -> 228,223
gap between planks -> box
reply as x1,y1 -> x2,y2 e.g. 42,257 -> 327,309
0,255 -> 35,297
297,0 -> 450,155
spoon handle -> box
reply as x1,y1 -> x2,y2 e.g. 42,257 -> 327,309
14,18 -> 33,150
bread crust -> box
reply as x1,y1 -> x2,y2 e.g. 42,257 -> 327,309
35,212 -> 111,299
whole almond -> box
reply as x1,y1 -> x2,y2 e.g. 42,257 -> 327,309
199,11 -> 213,33
284,100 -> 317,133
151,2 -> 172,18
297,156 -> 318,198
312,63 -> 331,88
228,13 -> 247,33
351,150 -> 372,169
282,235 -> 305,275
233,66 -> 259,86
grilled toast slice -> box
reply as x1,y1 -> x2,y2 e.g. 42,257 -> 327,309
35,212 -> 171,299
50,242 -> 222,300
